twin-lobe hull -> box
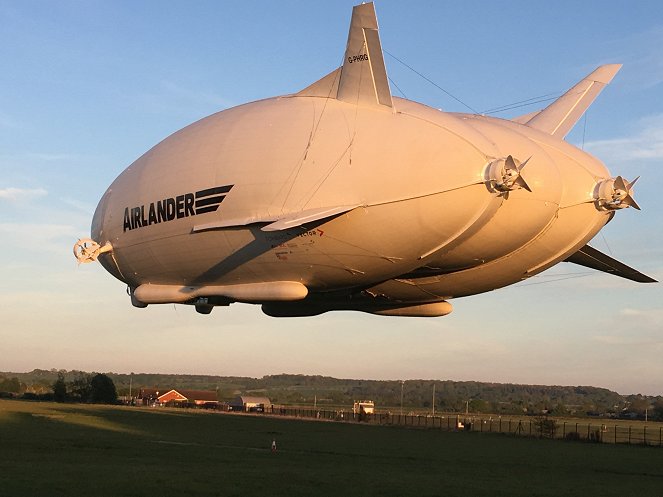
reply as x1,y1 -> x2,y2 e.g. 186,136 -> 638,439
94,94 -> 611,304
77,2 -> 652,317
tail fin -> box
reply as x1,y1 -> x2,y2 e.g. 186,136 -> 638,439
565,244 -> 657,283
523,64 -> 621,138
297,2 -> 393,109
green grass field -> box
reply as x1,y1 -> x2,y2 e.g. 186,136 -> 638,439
1,400 -> 661,497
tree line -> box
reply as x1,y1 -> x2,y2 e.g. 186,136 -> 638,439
0,371 -> 117,404
1,369 -> 661,419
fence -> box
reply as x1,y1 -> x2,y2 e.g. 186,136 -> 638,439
263,406 -> 662,447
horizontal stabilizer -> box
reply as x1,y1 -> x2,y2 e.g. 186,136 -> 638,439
525,64 -> 621,138
191,205 -> 358,233
565,244 -> 657,283
261,205 -> 359,232
192,215 -> 277,233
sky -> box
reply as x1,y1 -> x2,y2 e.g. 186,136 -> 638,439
1,1 -> 662,395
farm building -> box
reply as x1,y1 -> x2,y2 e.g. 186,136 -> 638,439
229,396 -> 271,412
158,389 -> 219,407
137,388 -> 219,408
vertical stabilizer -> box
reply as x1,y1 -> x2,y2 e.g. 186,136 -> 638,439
337,3 -> 393,108
524,64 -> 621,138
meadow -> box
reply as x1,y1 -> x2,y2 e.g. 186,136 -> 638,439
0,399 -> 661,497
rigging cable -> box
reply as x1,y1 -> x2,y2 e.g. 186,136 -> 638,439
388,76 -> 407,99
384,50 -> 479,114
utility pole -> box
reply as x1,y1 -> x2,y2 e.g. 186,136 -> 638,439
432,383 -> 436,417
400,380 -> 404,416
129,373 -> 133,400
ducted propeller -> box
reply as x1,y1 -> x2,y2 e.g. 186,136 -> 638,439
595,176 -> 641,211
485,155 -> 532,193
73,238 -> 113,263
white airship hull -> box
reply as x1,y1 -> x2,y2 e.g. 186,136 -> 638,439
77,2 -> 653,317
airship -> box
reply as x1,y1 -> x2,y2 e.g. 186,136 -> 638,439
74,2 -> 655,317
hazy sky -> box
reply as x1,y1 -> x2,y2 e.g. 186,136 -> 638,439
1,1 -> 662,395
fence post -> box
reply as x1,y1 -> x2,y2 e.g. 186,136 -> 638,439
562,422 -> 565,439
644,425 -> 647,446
628,425 -> 632,445
508,419 -> 511,434
587,424 -> 590,440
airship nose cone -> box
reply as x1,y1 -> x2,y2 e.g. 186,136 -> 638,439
91,189 -> 111,243
85,188 -> 125,282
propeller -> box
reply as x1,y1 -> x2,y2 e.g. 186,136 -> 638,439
595,176 -> 641,211
486,155 -> 532,193
73,238 -> 113,263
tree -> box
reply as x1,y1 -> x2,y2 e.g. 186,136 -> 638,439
52,372 -> 67,402
550,403 -> 568,417
89,373 -> 118,404
0,376 -> 21,393
533,416 -> 558,438
69,372 -> 93,402
625,394 -> 650,418
652,398 -> 663,421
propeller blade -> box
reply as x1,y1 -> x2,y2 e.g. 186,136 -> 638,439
623,193 -> 641,210
614,175 -> 628,192
627,176 -> 640,190
505,155 -> 517,171
514,175 -> 532,193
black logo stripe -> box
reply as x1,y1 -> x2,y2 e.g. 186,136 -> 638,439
195,195 -> 226,208
195,205 -> 221,215
196,185 -> 233,198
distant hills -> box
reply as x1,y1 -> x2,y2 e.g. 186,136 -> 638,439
1,369 -> 661,419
